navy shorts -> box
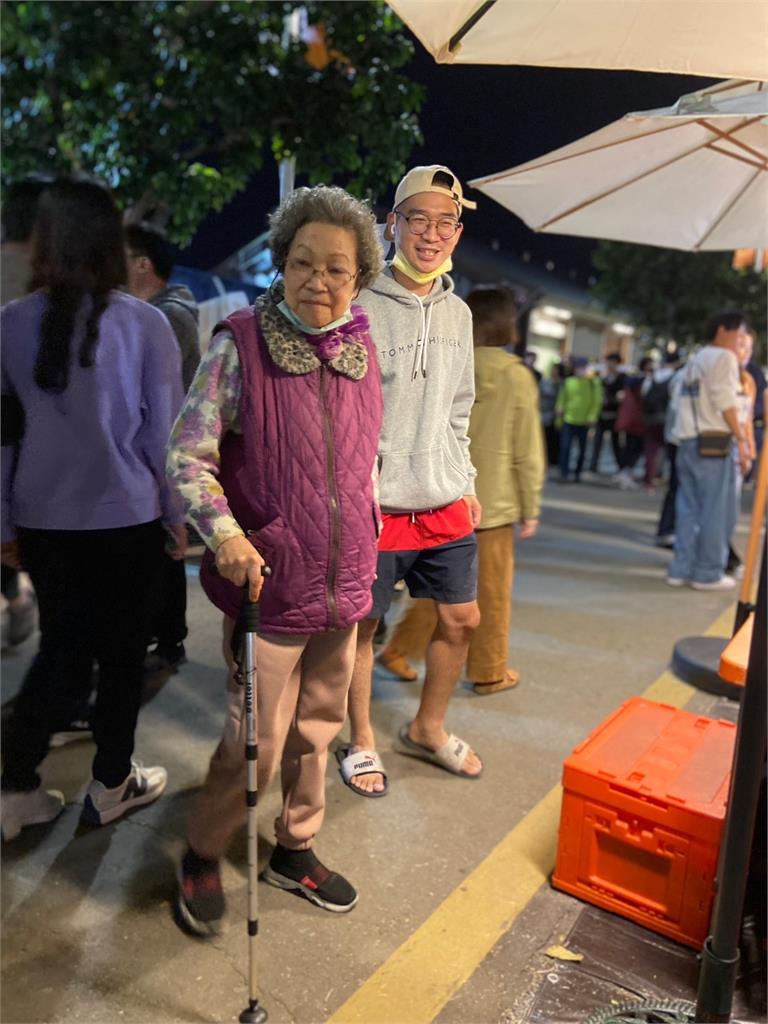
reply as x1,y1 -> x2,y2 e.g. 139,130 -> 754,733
368,533 -> 478,621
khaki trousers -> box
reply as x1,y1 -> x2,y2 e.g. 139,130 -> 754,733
187,617 -> 357,859
389,525 -> 515,684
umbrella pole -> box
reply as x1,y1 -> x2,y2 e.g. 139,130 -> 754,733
695,539 -> 767,1022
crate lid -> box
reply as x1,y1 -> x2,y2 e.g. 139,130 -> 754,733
564,697 -> 735,820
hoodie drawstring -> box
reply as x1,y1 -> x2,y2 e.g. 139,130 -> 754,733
411,298 -> 433,380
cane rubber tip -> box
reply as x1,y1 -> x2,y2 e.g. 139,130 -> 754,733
239,1003 -> 268,1024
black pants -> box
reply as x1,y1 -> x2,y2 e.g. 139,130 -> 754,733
151,552 -> 188,646
2,520 -> 164,791
656,443 -> 678,538
589,418 -> 623,473
621,433 -> 644,471
544,423 -> 560,467
559,423 -> 589,480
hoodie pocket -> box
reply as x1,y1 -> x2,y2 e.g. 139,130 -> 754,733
379,444 -> 468,511
248,515 -> 307,612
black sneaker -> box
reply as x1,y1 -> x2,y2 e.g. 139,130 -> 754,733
144,642 -> 186,673
263,845 -> 358,913
175,847 -> 226,936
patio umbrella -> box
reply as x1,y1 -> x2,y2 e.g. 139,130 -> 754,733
468,78 -> 768,252
388,0 -> 768,79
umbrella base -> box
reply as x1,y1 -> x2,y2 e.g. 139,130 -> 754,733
671,636 -> 741,699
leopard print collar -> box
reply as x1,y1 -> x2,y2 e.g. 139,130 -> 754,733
257,285 -> 369,381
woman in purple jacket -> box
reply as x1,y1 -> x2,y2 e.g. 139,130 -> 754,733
167,186 -> 384,932
0,179 -> 185,841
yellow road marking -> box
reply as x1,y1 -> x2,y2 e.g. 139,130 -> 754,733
327,606 -> 734,1024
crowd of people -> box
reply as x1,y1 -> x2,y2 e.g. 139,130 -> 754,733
0,166 -> 763,942
538,343 -> 764,489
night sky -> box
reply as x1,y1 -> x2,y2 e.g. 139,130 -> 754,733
180,29 -> 718,287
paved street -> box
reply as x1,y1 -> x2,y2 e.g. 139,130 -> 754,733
1,477 -> 756,1024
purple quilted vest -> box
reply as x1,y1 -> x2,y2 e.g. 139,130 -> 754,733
201,303 -> 382,634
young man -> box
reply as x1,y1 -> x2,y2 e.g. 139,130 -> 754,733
338,165 -> 482,796
125,223 -> 200,668
555,356 -> 602,482
667,311 -> 753,591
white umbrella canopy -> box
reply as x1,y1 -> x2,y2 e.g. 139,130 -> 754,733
389,0 -> 768,80
468,79 -> 768,252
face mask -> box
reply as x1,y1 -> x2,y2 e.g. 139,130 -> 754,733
277,299 -> 353,335
391,249 -> 452,286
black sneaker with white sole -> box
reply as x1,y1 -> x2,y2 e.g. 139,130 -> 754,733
50,717 -> 93,748
144,642 -> 186,673
175,847 -> 226,937
262,844 -> 358,913
80,761 -> 167,826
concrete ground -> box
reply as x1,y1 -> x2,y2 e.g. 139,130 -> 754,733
1,476 -> 759,1024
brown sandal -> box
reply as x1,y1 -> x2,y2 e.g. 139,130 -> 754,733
378,648 -> 418,682
472,669 -> 521,695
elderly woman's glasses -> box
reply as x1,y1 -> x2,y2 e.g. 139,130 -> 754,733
285,257 -> 358,291
395,212 -> 461,240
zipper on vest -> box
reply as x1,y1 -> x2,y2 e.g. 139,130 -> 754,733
319,365 -> 341,629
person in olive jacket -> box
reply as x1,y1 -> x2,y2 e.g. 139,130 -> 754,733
378,285 -> 545,694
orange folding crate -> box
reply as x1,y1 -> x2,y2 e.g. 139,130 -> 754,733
552,697 -> 736,949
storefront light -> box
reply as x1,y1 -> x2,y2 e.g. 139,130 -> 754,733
540,304 -> 572,321
530,311 -> 568,339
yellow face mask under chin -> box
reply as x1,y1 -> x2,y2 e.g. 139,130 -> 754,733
392,249 -> 452,286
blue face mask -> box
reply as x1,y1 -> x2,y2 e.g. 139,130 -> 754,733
277,300 -> 353,336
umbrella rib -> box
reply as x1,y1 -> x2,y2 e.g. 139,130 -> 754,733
707,141 -> 766,172
535,141 -> 727,232
694,166 -> 764,251
475,121 -> 688,185
448,0 -> 497,53
474,116 -> 763,186
697,118 -> 768,167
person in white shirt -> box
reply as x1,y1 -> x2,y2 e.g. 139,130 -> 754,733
666,311 -> 753,591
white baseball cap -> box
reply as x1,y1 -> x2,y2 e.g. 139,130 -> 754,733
393,165 -> 477,213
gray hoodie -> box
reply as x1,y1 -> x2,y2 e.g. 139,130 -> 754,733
358,268 -> 476,513
151,285 -> 200,392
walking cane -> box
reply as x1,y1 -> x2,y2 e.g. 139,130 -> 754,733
234,566 -> 271,1024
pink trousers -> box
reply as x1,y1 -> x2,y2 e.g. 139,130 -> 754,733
187,616 -> 357,859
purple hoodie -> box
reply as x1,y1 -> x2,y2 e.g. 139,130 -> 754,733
1,290 -> 184,540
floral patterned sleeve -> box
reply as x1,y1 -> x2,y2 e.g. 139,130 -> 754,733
166,331 -> 245,552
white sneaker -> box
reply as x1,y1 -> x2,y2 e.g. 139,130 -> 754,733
690,575 -> 736,592
655,534 -> 676,548
618,472 -> 640,491
80,761 -> 167,826
1,786 -> 65,841
666,576 -> 687,587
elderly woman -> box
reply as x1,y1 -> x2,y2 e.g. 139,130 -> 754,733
168,185 -> 383,933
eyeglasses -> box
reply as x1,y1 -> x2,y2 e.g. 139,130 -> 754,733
395,211 -> 461,240
284,257 -> 358,291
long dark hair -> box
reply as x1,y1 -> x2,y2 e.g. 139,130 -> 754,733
30,179 -> 126,393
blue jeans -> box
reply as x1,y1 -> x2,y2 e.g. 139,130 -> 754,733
668,439 -> 734,584
559,423 -> 589,480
